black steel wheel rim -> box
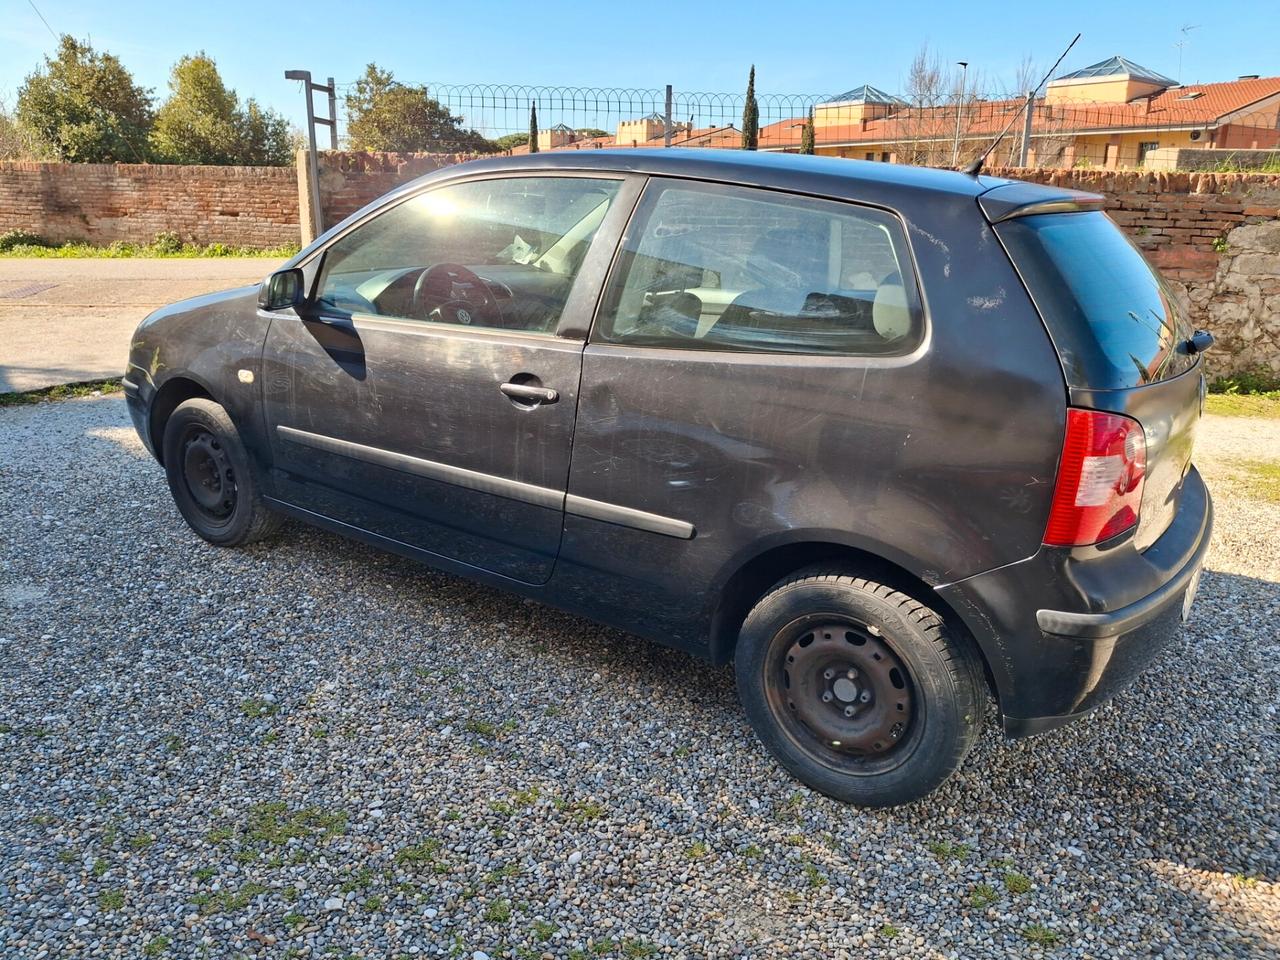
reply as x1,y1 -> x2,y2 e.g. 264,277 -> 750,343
765,618 -> 919,773
180,426 -> 237,524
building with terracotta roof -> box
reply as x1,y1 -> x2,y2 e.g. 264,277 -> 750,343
757,57 -> 1280,169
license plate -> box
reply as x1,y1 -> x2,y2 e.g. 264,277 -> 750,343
1181,567 -> 1203,622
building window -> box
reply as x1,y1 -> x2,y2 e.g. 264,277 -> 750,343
1137,141 -> 1160,164
880,152 -> 891,163
865,152 -> 876,161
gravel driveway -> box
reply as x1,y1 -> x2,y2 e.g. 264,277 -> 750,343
1,397 -> 1277,959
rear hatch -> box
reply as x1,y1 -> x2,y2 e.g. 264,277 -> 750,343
987,196 -> 1204,550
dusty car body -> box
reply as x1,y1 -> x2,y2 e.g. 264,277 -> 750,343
125,150 -> 1212,805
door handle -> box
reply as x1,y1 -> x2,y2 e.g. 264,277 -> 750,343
500,382 -> 558,404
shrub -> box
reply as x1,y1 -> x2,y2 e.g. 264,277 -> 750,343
150,230 -> 182,254
0,229 -> 47,252
1209,368 -> 1280,395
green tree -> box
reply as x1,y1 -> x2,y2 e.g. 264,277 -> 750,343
799,107 -> 815,155
151,54 -> 291,165
741,65 -> 759,151
494,132 -> 529,151
345,64 -> 495,153
528,101 -> 539,153
16,35 -> 153,162
576,127 -> 608,138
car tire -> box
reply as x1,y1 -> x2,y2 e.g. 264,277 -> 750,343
162,397 -> 282,547
735,569 -> 985,807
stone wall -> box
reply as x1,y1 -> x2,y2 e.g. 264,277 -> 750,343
0,162 -> 299,246
985,167 -> 1280,375
1143,147 -> 1280,173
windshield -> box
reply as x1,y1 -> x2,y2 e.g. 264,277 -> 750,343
998,211 -> 1197,388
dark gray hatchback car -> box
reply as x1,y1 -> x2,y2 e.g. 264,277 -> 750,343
125,149 -> 1213,806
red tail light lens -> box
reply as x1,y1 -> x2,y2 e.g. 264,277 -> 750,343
1044,408 -> 1147,547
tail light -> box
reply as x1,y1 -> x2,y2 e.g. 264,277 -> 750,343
1043,408 -> 1146,547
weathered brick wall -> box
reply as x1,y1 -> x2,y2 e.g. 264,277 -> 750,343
314,152 -> 484,228
0,162 -> 299,246
986,168 -> 1280,375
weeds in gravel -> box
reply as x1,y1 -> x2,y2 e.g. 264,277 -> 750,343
1022,924 -> 1060,946
244,802 -> 347,846
162,735 -> 184,754
241,698 -> 280,719
92,857 -> 108,878
485,899 -> 512,923
0,379 -> 123,407
567,800 -> 606,823
200,880 -> 268,915
142,935 -> 170,956
282,912 -> 307,930
878,923 -> 900,939
97,889 -> 125,911
1004,870 -> 1033,894
969,882 -> 999,908
686,841 -> 709,859
531,920 -> 558,941
31,813 -> 57,826
340,868 -> 376,893
1232,460 -> 1280,503
484,864 -> 520,884
776,791 -> 805,823
395,838 -> 445,871
620,940 -> 659,958
57,850 -> 76,864
927,839 -> 972,861
365,895 -> 383,911
742,844 -> 764,860
130,833 -> 154,851
464,718 -> 497,738
802,860 -> 827,888
193,866 -> 215,882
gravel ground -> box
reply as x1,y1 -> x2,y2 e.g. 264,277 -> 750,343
1,396 -> 1277,960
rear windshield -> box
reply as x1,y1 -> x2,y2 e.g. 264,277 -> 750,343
997,211 -> 1196,388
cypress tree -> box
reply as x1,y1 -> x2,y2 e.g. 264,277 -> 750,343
799,107 -> 815,155
741,66 -> 758,151
528,101 -> 539,153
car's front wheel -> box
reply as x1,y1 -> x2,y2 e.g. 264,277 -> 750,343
735,570 -> 985,807
162,397 -> 282,547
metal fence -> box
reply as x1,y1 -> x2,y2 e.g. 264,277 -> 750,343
326,79 -> 1280,172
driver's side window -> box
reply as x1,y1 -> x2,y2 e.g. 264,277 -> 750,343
314,176 -> 622,335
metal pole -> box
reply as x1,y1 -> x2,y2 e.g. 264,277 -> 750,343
663,85 -> 673,147
286,70 -> 325,236
951,62 -> 968,168
1018,91 -> 1034,167
326,77 -> 338,149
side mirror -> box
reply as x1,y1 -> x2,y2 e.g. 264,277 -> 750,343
258,268 -> 305,311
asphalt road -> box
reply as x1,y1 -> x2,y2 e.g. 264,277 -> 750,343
0,259 -> 283,392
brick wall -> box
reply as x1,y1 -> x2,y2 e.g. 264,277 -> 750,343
313,151 -> 484,230
0,162 -> 299,247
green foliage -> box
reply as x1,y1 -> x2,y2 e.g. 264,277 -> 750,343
799,108 -> 815,155
345,64 -> 496,154
968,882 -> 998,908
1022,924 -> 1060,946
576,127 -> 609,138
97,889 -> 125,911
1209,368 -> 1280,395
528,101 -> 539,154
1003,870 -> 1033,894
495,132 -> 529,151
151,53 -> 291,165
16,36 -> 154,162
0,378 -> 123,407
0,229 -> 47,252
741,65 -> 759,151
0,237 -> 298,259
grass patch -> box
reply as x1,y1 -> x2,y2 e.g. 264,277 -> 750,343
282,912 -> 307,930
143,935 -> 170,957
530,920 -> 558,941
1022,923 -> 1060,946
1004,870 -> 1033,894
0,378 -> 123,408
394,838 -> 445,871
927,839 -> 972,861
1206,393 -> 1280,418
620,939 -> 658,958
969,882 -> 999,908
97,889 -> 125,911
484,899 -> 512,923
243,802 -> 346,846
686,841 -> 709,860
878,923 -> 900,940
1232,460 -> 1280,503
0,230 -> 298,260
241,698 -> 279,719
200,880 -> 268,915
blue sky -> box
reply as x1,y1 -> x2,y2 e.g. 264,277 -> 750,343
4,0 -> 1276,137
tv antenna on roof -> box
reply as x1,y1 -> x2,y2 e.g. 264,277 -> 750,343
1174,24 -> 1200,85
961,32 -> 1080,177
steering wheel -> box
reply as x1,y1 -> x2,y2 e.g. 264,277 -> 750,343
411,263 -> 501,327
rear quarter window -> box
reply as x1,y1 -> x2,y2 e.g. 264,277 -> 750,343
997,211 -> 1197,388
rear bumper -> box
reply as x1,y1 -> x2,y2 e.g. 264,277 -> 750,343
937,466 -> 1212,738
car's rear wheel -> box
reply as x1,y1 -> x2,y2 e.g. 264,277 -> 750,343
735,569 -> 985,807
162,398 -> 282,547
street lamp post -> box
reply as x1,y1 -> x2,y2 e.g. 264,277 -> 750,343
951,61 -> 969,168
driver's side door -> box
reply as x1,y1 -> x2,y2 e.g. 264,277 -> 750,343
259,172 -> 639,585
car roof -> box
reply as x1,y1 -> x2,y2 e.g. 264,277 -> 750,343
421,147 -> 1022,201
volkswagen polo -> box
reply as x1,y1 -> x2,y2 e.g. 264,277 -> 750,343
124,149 -> 1213,806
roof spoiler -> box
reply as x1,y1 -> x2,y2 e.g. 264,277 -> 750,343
979,182 -> 1106,223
